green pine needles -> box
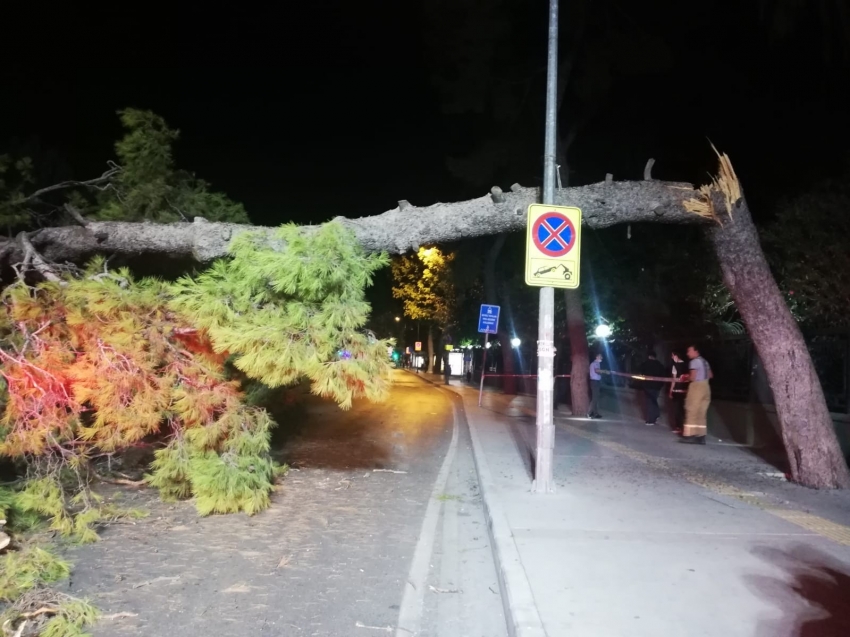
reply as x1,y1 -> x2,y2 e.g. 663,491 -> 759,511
154,222 -> 394,512
0,545 -> 70,602
2,220 -> 392,523
171,221 -> 393,409
96,109 -> 249,223
0,111 -> 395,637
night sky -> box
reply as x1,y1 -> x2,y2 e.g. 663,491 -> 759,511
4,1 -> 848,226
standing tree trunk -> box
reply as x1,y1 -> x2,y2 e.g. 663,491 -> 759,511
700,157 -> 850,488
427,324 -> 435,374
565,288 -> 589,416
558,129 -> 590,417
484,234 -> 517,394
497,286 -> 518,395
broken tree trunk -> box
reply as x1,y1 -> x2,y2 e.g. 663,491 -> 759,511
4,160 -> 848,488
0,179 -> 705,269
709,197 -> 850,487
692,152 -> 850,489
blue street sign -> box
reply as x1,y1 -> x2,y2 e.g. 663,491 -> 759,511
478,304 -> 500,334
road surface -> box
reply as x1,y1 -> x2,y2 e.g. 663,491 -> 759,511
68,370 -> 507,637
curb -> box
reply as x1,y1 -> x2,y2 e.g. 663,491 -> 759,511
408,373 -> 547,637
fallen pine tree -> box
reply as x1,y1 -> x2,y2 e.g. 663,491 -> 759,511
2,110 -> 847,502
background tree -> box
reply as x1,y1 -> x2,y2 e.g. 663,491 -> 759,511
391,247 -> 456,374
420,0 -> 674,413
482,235 -> 517,392
1,109 -> 248,238
758,0 -> 850,64
93,110 -> 248,223
583,225 -> 718,344
0,155 -> 35,231
763,172 -> 850,328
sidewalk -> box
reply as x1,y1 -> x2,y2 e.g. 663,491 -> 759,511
426,375 -> 850,637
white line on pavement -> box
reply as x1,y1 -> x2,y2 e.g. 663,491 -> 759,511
395,391 -> 459,637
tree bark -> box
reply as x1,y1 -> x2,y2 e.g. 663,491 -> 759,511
496,290 -> 518,395
556,142 -> 590,417
0,179 -> 706,271
709,194 -> 850,488
565,288 -> 590,416
427,324 -> 435,375
5,162 -> 848,487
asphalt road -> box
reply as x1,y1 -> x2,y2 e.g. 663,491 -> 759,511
68,370 -> 506,637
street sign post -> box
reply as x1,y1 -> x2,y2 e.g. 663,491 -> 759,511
477,304 -> 501,406
525,204 -> 582,289
478,304 -> 500,334
532,0 -> 560,494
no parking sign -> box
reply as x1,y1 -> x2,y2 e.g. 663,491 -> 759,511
525,204 -> 582,289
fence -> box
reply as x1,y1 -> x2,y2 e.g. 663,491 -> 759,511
700,332 -> 849,414
466,329 -> 850,414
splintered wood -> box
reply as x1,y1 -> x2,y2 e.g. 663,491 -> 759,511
683,145 -> 742,225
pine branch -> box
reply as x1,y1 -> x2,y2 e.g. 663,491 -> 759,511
16,232 -> 63,284
0,178 -> 707,272
15,163 -> 121,205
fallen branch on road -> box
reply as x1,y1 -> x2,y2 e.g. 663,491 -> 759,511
355,620 -> 395,632
101,612 -> 139,620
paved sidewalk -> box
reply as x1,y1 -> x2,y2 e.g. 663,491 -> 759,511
429,376 -> 850,637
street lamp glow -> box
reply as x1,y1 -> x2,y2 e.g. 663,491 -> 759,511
511,337 -> 521,348
595,324 -> 612,339
485,341 -> 492,349
395,316 -> 401,322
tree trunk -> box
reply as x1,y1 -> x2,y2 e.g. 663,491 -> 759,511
0,179 -> 707,271
556,148 -> 590,417
427,324 -> 435,374
483,234 -> 516,394
9,154 -> 848,487
566,288 -> 590,416
497,288 -> 518,395
709,195 -> 850,488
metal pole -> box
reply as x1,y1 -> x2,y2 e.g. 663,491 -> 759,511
478,332 -> 489,407
533,0 -> 559,494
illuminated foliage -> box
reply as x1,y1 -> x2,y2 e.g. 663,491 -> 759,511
172,222 -> 392,409
391,246 -> 456,326
0,223 -> 392,518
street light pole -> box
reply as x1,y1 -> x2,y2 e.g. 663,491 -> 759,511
533,0 -> 559,494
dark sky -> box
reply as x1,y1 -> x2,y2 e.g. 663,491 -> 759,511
3,2 -> 460,225
3,0 -> 848,228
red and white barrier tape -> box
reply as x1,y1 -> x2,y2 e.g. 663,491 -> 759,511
480,370 -> 690,384
479,374 -> 572,378
600,370 -> 690,384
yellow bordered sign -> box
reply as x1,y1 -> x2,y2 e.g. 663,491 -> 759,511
525,204 -> 581,289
